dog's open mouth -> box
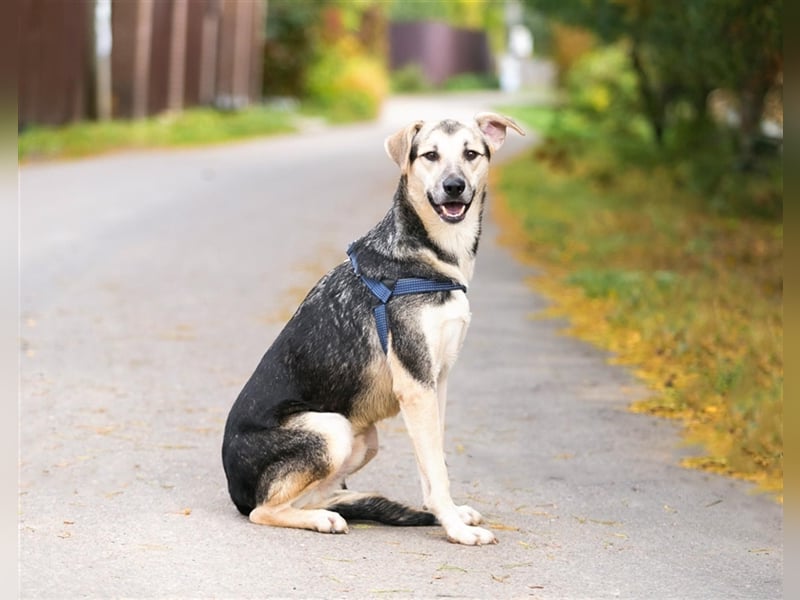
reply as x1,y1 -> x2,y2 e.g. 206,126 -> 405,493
432,200 -> 470,223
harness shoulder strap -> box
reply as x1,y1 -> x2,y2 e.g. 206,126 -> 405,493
346,244 -> 467,354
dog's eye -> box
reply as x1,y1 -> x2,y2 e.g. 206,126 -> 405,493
464,150 -> 480,161
422,151 -> 439,161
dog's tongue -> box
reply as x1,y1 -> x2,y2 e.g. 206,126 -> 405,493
443,203 -> 466,218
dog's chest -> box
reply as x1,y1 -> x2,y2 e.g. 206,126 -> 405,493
418,291 -> 471,373
349,292 -> 470,430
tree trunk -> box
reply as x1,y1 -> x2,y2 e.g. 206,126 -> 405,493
629,42 -> 665,146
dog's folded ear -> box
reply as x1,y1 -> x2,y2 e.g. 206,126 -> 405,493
385,121 -> 424,171
474,112 -> 526,153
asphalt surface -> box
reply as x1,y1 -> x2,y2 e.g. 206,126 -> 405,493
19,92 -> 782,599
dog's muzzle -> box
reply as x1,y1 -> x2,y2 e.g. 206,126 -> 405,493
429,175 -> 472,223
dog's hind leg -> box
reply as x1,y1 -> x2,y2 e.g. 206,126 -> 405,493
250,489 -> 349,533
339,423 -> 378,491
302,422 -> 437,527
248,412 -> 357,534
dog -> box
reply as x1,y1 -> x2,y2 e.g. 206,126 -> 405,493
222,112 -> 524,545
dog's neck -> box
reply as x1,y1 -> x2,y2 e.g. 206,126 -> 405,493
391,178 -> 482,284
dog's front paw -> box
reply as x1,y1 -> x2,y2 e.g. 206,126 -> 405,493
456,504 -> 483,526
445,524 -> 497,546
312,510 -> 349,534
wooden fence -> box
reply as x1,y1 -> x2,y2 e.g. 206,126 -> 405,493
19,0 -> 266,128
389,21 -> 493,86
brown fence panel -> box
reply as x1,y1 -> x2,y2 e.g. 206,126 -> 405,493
147,0 -> 172,116
389,21 -> 493,86
183,0 -> 208,108
19,0 -> 92,127
215,0 -> 263,109
22,0 -> 264,124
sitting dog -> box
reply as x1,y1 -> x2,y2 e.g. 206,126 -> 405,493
222,113 -> 524,545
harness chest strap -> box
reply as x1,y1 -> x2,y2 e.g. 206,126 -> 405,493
346,245 -> 467,354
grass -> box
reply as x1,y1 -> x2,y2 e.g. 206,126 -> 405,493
494,104 -> 782,498
18,105 -> 298,162
390,63 -> 499,94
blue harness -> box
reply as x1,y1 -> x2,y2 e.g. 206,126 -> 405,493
347,244 -> 467,354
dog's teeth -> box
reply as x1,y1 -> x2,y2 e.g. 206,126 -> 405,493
441,203 -> 465,217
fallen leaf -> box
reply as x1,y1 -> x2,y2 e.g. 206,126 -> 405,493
488,521 -> 519,531
589,518 -> 621,526
322,556 -> 354,563
502,562 -> 533,569
437,564 -> 467,573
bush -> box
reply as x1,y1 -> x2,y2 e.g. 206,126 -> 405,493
304,38 -> 389,123
550,22 -> 596,84
262,0 -> 327,98
390,63 -> 431,93
564,42 -> 641,135
441,72 -> 499,91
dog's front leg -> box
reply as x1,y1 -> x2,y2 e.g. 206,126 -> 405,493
391,361 -> 496,545
436,372 -> 488,529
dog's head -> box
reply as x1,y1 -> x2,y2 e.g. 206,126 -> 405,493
385,113 -> 525,226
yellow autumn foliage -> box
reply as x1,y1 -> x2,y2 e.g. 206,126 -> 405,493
493,143 -> 782,499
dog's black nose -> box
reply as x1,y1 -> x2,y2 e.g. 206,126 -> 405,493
442,176 -> 466,199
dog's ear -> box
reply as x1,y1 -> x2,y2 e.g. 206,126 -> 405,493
474,112 -> 525,153
384,120 -> 424,170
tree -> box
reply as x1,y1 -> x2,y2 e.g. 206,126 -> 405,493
526,0 -> 782,163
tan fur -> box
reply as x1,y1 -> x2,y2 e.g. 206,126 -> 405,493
349,355 -> 398,432
474,112 -> 526,151
387,348 -> 495,545
384,120 -> 423,170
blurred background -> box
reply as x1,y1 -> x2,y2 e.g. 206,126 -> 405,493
18,0 -> 783,495
19,0 -> 543,130
18,0 -> 781,173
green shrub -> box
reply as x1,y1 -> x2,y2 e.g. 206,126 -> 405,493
565,42 -> 641,135
441,72 -> 499,91
390,63 -> 431,93
304,39 -> 388,123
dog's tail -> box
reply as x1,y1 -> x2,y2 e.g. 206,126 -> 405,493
323,492 -> 437,527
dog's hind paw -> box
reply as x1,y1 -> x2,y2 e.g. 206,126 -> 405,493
445,524 -> 498,546
313,510 -> 349,534
456,504 -> 484,526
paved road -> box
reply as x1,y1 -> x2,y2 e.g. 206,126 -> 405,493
19,92 -> 781,599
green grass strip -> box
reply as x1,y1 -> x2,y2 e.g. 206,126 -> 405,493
19,105 -> 297,162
